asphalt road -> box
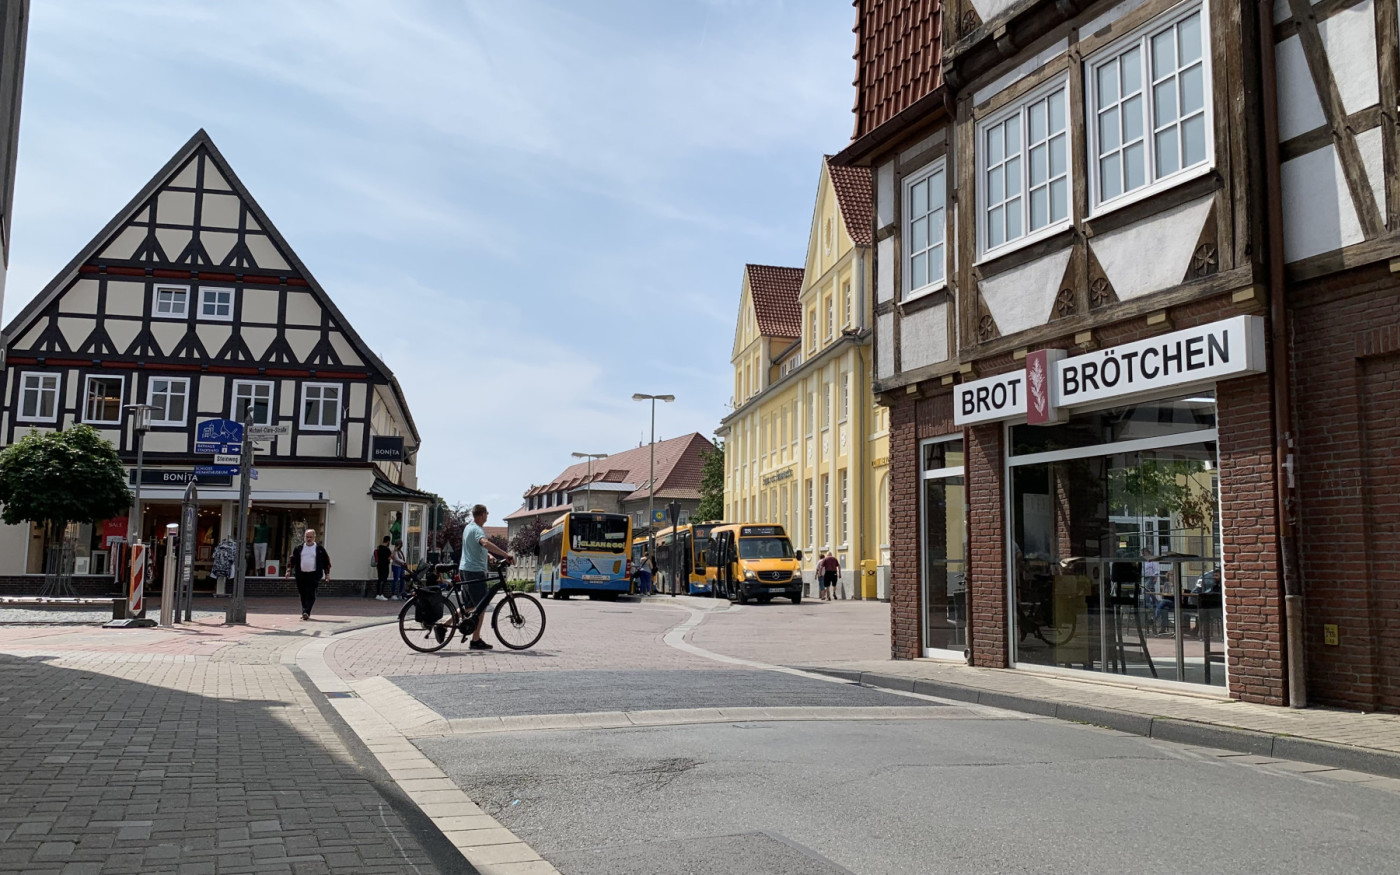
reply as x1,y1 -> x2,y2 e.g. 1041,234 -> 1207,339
422,715 -> 1400,875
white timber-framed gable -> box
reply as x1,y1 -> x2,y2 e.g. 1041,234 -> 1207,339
0,129 -> 421,471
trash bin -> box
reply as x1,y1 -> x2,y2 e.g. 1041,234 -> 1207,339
860,559 -> 878,600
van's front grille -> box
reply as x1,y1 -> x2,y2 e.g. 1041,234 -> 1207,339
758,571 -> 791,582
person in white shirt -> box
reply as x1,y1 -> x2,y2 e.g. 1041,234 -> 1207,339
287,529 -> 331,620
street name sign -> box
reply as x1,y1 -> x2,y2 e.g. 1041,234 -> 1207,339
247,425 -> 290,438
194,465 -> 238,477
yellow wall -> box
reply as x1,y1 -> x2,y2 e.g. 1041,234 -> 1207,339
720,162 -> 886,589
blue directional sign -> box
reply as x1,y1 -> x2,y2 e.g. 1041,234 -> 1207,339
196,418 -> 244,445
194,465 -> 239,477
195,442 -> 241,455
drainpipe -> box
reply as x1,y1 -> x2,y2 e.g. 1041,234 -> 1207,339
856,340 -> 869,600
1259,1 -> 1306,708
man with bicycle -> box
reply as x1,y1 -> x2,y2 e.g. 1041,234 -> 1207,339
460,504 -> 513,650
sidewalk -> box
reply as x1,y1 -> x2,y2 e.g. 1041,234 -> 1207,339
801,658 -> 1400,778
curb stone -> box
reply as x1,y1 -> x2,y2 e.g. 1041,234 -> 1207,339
799,667 -> 1400,780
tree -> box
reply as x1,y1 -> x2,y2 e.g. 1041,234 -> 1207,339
487,534 -> 510,552
0,426 -> 134,584
510,518 -> 547,557
693,440 -> 725,522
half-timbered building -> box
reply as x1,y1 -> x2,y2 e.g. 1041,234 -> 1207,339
0,130 -> 431,593
832,1 -> 1314,707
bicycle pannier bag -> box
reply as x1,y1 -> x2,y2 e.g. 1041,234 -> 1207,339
414,589 -> 450,626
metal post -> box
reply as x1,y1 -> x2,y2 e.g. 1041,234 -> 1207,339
179,482 -> 198,621
160,524 -> 178,626
227,414 -> 254,624
632,393 -> 674,585
667,501 -> 680,597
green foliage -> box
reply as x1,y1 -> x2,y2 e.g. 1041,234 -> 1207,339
509,518 -> 547,557
693,440 -> 725,522
1109,459 -> 1215,528
0,426 -> 134,528
505,579 -> 536,593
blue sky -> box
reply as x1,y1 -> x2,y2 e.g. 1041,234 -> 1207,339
8,0 -> 856,509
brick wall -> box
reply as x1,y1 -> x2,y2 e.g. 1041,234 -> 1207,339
1290,263 -> 1400,712
1216,374 -> 1286,705
888,393 -> 921,658
967,423 -> 1008,667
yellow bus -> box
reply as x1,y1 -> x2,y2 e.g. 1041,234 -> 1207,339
536,511 -> 632,600
705,524 -> 803,605
651,522 -> 723,596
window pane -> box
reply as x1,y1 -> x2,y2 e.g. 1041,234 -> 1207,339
929,171 -> 945,209
912,216 -> 928,252
1180,64 -> 1204,115
1049,135 -> 1066,177
1178,13 -> 1202,65
1154,80 -> 1178,127
1122,94 -> 1144,142
1099,107 -> 1121,152
1048,89 -> 1065,133
1049,178 -> 1067,222
989,206 -> 1005,248
1006,197 -> 1022,239
911,252 -> 927,290
1030,143 -> 1048,186
1156,128 -> 1180,175
1029,99 -> 1047,142
929,243 -> 944,283
1005,115 -> 1020,152
989,166 -> 1004,203
1121,47 -> 1142,95
912,180 -> 927,215
1152,29 -> 1175,80
1005,157 -> 1021,196
1030,187 -> 1048,231
1097,62 -> 1118,105
1182,115 -> 1207,166
1101,152 -> 1123,200
987,124 -> 1004,164
1124,141 -> 1146,190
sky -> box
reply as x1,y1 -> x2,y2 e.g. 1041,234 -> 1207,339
8,0 -> 857,509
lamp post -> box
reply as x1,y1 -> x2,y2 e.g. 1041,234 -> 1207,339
631,393 -> 674,589
570,452 -> 607,511
125,404 -> 156,544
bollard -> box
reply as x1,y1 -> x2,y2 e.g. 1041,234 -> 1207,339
160,523 -> 178,626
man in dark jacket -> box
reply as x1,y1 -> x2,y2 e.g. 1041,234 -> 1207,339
287,528 -> 332,620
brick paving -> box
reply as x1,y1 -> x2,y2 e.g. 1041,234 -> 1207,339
0,599 -> 464,874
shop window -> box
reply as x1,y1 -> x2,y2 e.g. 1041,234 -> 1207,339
1008,392 -> 1223,686
18,372 -> 59,423
148,376 -> 189,425
301,383 -> 342,430
84,375 -> 124,425
921,436 -> 967,654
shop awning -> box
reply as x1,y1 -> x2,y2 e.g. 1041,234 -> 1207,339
368,477 -> 436,503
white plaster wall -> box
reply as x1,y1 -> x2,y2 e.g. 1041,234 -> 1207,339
150,323 -> 184,355
1082,0 -> 1152,37
329,333 -> 363,366
1091,195 -> 1214,300
157,190 -> 196,226
1357,125 -> 1387,218
60,279 -> 100,314
285,328 -> 318,361
1276,35 -> 1325,141
197,375 -> 225,412
877,161 -> 895,228
243,288 -> 279,323
242,327 -> 275,359
876,237 -> 895,303
971,0 -> 1019,25
105,280 -> 146,317
1281,143 -> 1363,262
245,235 -> 290,271
204,232 -> 237,264
197,325 -> 231,357
201,193 -> 241,229
978,248 -> 1072,336
900,303 -> 949,372
877,312 -> 895,379
154,228 -> 191,260
974,38 -> 1068,106
1322,1 -> 1379,116
0,519 -> 33,575
107,320 -> 139,354
58,317 -> 90,348
284,291 -> 320,327
899,130 -> 946,165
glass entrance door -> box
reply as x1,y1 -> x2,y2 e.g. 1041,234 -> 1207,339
921,438 -> 967,655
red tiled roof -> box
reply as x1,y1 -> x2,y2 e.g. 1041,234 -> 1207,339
484,526 -> 508,541
746,265 -> 803,339
850,0 -> 944,141
826,158 -> 874,247
503,433 -> 716,520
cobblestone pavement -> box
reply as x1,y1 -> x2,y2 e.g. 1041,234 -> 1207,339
0,600 -> 467,874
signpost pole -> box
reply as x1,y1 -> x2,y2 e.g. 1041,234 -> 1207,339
179,482 -> 198,621
227,414 -> 254,625
667,501 -> 680,597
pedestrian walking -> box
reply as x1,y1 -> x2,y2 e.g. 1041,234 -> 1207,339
636,550 -> 655,595
820,552 -> 840,601
373,535 -> 392,600
287,528 -> 331,621
390,540 -> 408,600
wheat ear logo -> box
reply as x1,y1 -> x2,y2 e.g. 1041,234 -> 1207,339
1029,357 -> 1047,417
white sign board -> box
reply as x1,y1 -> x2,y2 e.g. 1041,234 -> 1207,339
214,454 -> 241,466
247,425 -> 290,437
954,371 -> 1027,426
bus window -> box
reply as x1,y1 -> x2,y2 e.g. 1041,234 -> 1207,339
570,516 -> 629,552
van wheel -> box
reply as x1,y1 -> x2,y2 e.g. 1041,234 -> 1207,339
737,587 -> 749,606
790,593 -> 802,605
757,596 -> 772,604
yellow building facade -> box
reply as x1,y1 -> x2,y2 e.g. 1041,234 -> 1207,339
719,159 -> 888,595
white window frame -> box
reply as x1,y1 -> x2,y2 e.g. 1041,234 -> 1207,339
843,280 -> 853,327
300,382 -> 342,431
18,372 -> 60,423
1086,2 -> 1213,216
83,374 -> 125,425
232,380 -> 275,427
839,469 -> 850,548
902,158 -> 948,299
976,77 -> 1073,262
840,376 -> 851,423
147,376 -> 190,426
152,284 -> 190,319
199,286 -> 236,322
824,295 -> 835,342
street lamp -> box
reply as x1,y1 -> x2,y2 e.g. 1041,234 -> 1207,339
632,393 -> 674,591
570,452 -> 607,510
125,404 -> 156,544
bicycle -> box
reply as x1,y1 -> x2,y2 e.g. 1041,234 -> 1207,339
398,559 -> 547,653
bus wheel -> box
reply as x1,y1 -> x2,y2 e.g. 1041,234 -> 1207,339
555,591 -> 569,600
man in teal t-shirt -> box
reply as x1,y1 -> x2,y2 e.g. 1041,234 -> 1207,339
459,504 -> 512,649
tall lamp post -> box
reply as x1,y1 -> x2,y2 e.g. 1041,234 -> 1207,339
571,452 -> 607,510
631,393 -> 674,590
125,404 -> 156,544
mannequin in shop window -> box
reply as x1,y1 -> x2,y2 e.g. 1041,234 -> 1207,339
253,515 -> 271,576
390,511 -> 403,545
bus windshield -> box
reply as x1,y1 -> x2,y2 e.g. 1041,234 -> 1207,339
569,516 -> 629,553
738,537 -> 794,560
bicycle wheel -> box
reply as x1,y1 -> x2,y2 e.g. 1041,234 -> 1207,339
492,592 -> 546,650
399,594 -> 456,653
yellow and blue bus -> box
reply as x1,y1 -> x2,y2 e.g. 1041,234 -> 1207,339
536,511 -> 632,600
652,522 -> 722,596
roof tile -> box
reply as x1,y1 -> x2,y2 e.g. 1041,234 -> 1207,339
826,158 -> 874,247
746,264 -> 804,338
